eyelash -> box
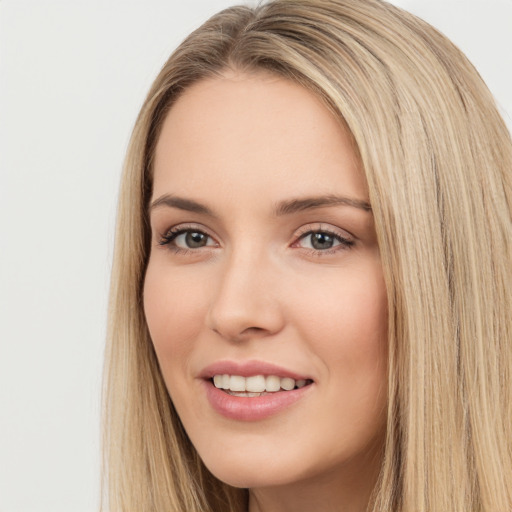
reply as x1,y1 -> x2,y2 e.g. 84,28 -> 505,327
292,226 -> 354,255
158,224 -> 354,256
158,225 -> 215,255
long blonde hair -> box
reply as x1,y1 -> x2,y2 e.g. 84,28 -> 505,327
102,1 -> 512,510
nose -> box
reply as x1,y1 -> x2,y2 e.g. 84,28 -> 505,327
206,250 -> 285,343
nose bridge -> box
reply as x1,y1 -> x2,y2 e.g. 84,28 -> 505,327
207,243 -> 284,341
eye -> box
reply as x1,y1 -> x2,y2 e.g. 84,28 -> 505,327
294,228 -> 354,253
159,227 -> 217,250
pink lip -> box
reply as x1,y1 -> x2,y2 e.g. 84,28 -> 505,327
199,359 -> 311,380
203,380 -> 312,421
199,360 -> 314,421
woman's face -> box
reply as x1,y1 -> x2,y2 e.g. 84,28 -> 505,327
144,72 -> 388,495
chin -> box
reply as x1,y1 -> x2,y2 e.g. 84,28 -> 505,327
190,416 -> 387,493
196,438 -> 342,491
205,460 -> 302,489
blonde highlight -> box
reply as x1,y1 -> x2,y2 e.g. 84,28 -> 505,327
102,1 -> 512,510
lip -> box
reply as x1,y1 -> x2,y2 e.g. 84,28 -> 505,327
199,360 -> 314,421
199,359 -> 312,381
203,380 -> 313,421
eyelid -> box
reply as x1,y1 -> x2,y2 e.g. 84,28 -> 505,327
158,223 -> 220,248
290,223 -> 355,255
156,221 -> 355,255
293,223 -> 354,242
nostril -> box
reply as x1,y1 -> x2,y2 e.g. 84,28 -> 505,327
212,325 -> 272,344
241,326 -> 266,336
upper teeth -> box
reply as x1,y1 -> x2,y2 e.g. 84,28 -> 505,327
213,374 -> 307,393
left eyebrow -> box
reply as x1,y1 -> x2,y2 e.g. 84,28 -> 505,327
149,194 -> 216,217
273,195 -> 372,215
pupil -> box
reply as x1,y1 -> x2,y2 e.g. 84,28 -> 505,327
186,232 -> 206,248
311,233 -> 333,250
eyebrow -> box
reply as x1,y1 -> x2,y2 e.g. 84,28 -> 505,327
274,194 -> 372,215
149,193 -> 372,217
150,194 -> 216,216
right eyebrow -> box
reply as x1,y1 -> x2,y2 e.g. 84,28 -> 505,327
149,194 -> 216,217
273,194 -> 371,216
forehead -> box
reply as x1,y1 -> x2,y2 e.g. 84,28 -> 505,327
152,72 -> 368,205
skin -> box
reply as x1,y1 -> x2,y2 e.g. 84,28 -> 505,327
144,71 -> 388,512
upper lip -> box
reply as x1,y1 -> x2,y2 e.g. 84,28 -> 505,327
199,360 -> 312,381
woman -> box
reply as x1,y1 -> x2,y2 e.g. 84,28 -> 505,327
102,0 -> 512,510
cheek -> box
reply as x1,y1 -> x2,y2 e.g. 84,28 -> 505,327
293,261 -> 388,351
292,261 -> 388,408
143,262 -> 207,361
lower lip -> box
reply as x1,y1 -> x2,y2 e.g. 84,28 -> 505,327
203,380 -> 312,421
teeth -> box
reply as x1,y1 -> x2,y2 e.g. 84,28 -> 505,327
228,391 -> 262,397
265,375 -> 281,392
212,374 -> 310,393
214,374 -> 231,389
229,375 -> 245,392
246,375 -> 266,392
280,377 -> 295,391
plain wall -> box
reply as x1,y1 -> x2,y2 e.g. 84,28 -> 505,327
0,1 -> 510,511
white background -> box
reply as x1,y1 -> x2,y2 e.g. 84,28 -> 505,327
0,1 -> 510,511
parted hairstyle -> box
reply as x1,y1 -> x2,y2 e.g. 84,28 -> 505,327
102,0 -> 512,510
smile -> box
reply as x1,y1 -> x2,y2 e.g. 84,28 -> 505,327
212,374 -> 311,395
200,361 -> 315,420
